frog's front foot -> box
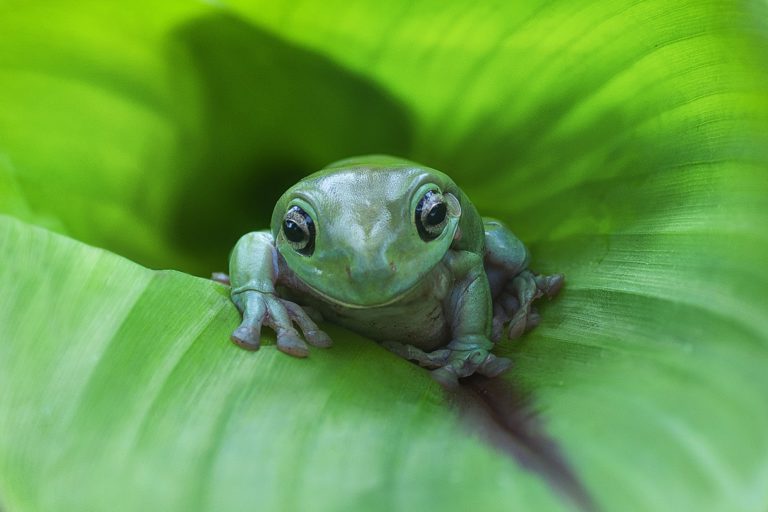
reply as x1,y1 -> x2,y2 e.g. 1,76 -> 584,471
382,341 -> 452,368
383,337 -> 512,389
232,290 -> 332,357
492,270 -> 564,342
432,336 -> 513,388
211,272 -> 231,286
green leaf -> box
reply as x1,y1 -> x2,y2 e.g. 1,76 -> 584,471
2,1 -> 768,511
0,215 -> 563,511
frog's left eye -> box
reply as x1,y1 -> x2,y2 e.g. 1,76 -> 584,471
283,205 -> 315,255
415,190 -> 448,241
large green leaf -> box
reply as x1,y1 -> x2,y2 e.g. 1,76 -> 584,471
0,215 -> 564,511
2,0 -> 768,511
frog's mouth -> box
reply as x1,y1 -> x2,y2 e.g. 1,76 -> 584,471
298,273 -> 425,309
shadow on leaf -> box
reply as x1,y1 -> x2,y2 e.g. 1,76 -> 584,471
449,375 -> 598,512
167,13 -> 414,275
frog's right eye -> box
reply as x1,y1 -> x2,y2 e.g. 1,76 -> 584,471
283,205 -> 315,255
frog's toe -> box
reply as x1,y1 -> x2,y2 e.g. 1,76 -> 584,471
525,307 -> 540,333
537,273 -> 564,298
282,300 -> 331,349
507,310 -> 529,339
430,366 -> 460,390
478,353 -> 513,378
305,329 -> 333,348
231,321 -> 261,351
276,331 -> 310,358
211,272 -> 231,286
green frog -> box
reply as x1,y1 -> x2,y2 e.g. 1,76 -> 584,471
227,155 -> 562,387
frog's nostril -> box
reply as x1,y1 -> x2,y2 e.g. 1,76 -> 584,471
389,260 -> 397,273
345,265 -> 352,279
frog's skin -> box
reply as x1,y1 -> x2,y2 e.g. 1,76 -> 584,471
228,155 -> 563,387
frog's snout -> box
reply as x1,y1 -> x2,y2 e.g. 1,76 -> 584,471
345,254 -> 397,284
318,253 -> 405,308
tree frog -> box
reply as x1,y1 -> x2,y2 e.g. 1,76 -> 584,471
227,155 -> 563,387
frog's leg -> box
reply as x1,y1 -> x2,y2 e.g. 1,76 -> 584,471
483,218 -> 564,341
381,251 -> 511,388
433,251 -> 515,387
230,231 -> 332,357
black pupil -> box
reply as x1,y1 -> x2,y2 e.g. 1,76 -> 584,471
426,202 -> 446,225
284,219 -> 306,242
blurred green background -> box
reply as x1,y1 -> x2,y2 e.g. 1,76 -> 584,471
2,1 -> 768,511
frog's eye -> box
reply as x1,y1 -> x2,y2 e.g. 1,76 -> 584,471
283,205 -> 315,255
415,190 -> 448,241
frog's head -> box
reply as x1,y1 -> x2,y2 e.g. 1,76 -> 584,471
271,156 -> 462,308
